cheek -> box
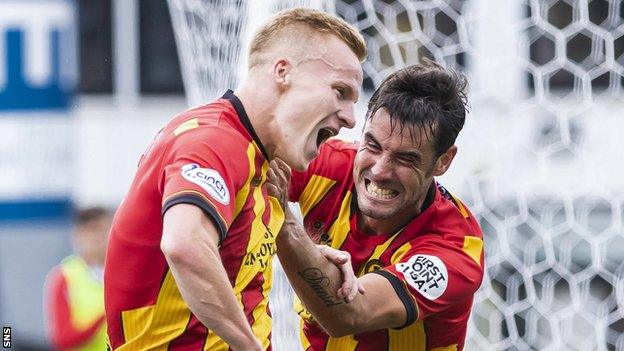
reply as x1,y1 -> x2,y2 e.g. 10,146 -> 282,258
399,169 -> 425,194
285,102 -> 326,133
277,115 -> 307,143
304,87 -> 335,114
353,153 -> 369,175
298,85 -> 330,104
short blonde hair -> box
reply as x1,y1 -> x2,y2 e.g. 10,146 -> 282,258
248,7 -> 366,67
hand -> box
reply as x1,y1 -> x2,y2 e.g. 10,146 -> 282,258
267,158 -> 291,210
317,245 -> 366,303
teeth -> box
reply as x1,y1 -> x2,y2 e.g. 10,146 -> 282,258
366,181 -> 398,199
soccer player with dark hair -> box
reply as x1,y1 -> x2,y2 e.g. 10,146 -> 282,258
270,60 -> 484,350
104,8 -> 366,351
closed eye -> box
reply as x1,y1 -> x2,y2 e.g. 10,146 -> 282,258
363,132 -> 382,152
396,153 -> 421,165
367,140 -> 381,151
335,87 -> 346,100
364,139 -> 382,153
397,155 -> 416,164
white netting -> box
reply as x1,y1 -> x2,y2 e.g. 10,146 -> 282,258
168,0 -> 624,350
167,0 -> 247,105
167,0 -> 333,106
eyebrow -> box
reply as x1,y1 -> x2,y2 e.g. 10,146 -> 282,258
364,131 -> 423,160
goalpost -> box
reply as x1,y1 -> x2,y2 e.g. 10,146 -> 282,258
167,1 -> 624,350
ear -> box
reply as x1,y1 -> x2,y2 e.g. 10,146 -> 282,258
433,145 -> 457,176
273,58 -> 291,88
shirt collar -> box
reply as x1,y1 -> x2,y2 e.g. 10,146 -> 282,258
222,90 -> 270,160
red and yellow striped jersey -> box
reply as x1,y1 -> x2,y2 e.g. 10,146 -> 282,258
289,139 -> 484,351
104,90 -> 283,350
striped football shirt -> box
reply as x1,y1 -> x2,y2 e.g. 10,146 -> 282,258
289,139 -> 484,351
105,90 -> 283,350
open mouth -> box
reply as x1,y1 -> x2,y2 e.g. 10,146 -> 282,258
364,179 -> 399,200
316,127 -> 337,148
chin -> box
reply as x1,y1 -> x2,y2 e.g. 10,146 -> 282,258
357,198 -> 389,219
359,206 -> 396,220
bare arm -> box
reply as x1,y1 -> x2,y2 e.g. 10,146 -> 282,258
277,215 -> 409,337
268,159 -> 410,337
161,204 -> 262,351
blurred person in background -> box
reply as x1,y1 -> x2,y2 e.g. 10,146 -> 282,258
44,206 -> 112,350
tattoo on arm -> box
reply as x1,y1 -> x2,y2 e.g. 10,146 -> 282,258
298,268 -> 343,307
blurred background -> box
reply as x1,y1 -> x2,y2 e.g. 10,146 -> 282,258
0,0 -> 188,349
0,0 -> 623,350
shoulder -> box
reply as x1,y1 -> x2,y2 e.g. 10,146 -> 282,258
290,138 -> 357,209
398,229 -> 484,293
388,232 -> 484,303
179,123 -> 247,147
408,184 -> 485,278
431,183 -> 483,240
323,138 -> 359,154
167,117 -> 250,161
311,138 -> 359,180
44,265 -> 68,294
145,98 -> 254,167
395,184 -> 486,285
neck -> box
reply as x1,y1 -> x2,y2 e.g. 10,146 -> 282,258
357,209 -> 419,236
235,79 -> 279,159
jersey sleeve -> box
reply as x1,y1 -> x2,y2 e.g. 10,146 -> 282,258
289,139 -> 353,203
161,126 -> 251,243
372,235 -> 484,327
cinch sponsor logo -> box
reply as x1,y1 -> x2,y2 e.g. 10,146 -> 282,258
181,164 -> 230,205
397,254 -> 448,300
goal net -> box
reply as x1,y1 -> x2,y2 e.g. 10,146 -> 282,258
168,0 -> 624,350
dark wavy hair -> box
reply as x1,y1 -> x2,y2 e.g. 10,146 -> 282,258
366,60 -> 468,156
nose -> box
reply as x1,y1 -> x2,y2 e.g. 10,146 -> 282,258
337,103 -> 356,129
369,154 -> 392,180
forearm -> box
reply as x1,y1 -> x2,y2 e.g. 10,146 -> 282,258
269,159 -> 405,336
165,243 -> 260,351
162,204 -> 262,350
276,216 -> 362,336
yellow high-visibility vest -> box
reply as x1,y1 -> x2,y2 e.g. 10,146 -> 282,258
59,255 -> 107,351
